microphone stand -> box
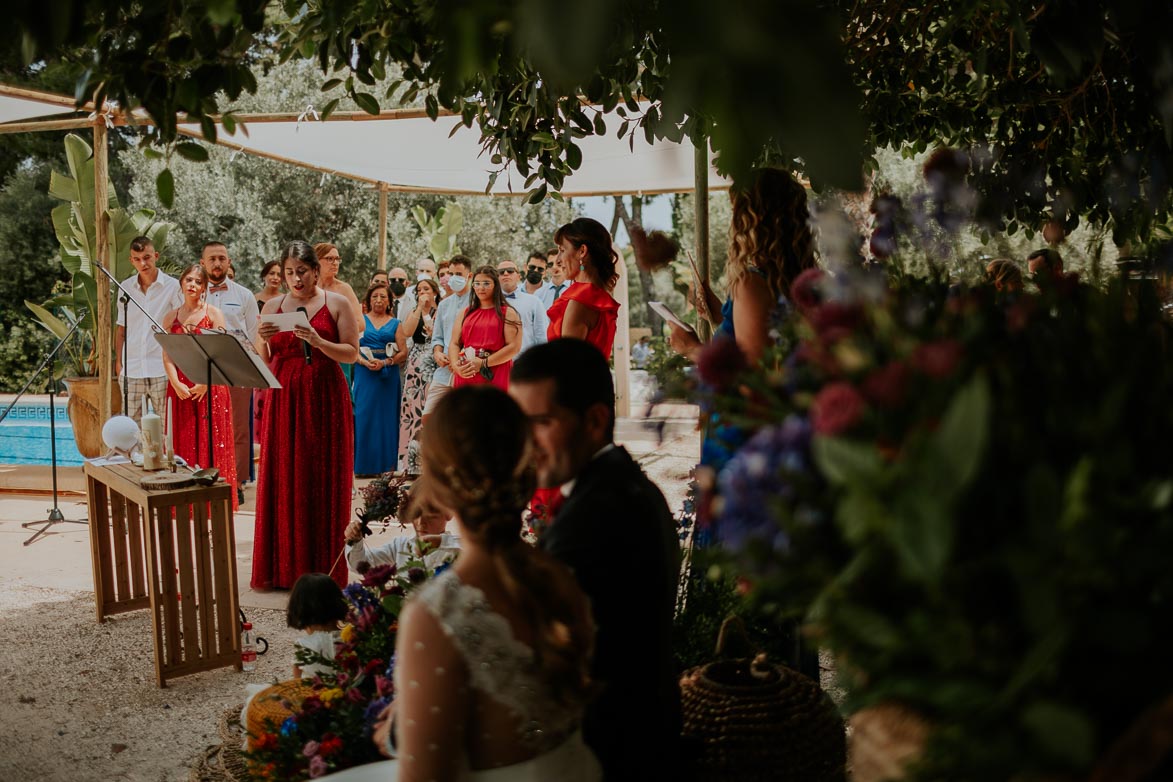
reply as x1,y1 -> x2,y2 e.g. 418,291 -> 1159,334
0,317 -> 90,546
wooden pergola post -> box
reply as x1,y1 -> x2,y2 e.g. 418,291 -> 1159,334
377,184 -> 389,270
694,141 -> 711,343
94,113 -> 113,423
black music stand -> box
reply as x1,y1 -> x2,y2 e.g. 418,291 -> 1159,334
154,332 -> 280,469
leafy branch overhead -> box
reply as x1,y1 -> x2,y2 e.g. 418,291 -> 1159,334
8,0 -> 867,201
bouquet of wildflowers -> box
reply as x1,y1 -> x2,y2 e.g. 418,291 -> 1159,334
246,559 -> 438,779
702,267 -> 1173,780
357,472 -> 414,532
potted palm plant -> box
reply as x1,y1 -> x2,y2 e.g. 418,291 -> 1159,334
25,133 -> 171,457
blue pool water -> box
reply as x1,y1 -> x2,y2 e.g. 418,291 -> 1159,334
0,400 -> 85,466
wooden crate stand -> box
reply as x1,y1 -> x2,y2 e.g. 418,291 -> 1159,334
84,462 -> 241,687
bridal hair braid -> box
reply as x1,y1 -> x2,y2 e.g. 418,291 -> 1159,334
727,167 -> 816,301
411,386 -> 594,706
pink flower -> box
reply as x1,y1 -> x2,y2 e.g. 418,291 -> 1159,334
375,674 -> 395,697
696,337 -> 748,390
308,755 -> 328,778
912,339 -> 963,379
347,687 -> 366,704
811,382 -> 867,435
302,740 -> 320,758
810,301 -> 863,337
861,361 -> 910,408
790,268 -> 826,313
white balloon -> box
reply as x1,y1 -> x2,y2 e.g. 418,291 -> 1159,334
102,415 -> 141,452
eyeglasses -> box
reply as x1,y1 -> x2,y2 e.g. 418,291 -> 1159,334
472,281 -> 494,288
322,255 -> 341,262
390,277 -> 408,283
526,265 -> 545,273
498,268 -> 519,275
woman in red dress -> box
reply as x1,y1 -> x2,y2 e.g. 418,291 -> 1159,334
252,240 -> 360,589
546,218 -> 622,359
449,265 -> 522,391
161,264 -> 238,510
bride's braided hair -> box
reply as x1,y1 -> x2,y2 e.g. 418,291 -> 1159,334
411,386 -> 594,707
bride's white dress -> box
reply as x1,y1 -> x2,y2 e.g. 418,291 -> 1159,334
397,570 -> 601,781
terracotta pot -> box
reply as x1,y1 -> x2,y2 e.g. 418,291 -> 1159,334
63,377 -> 122,458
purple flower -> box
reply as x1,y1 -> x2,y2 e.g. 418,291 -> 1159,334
308,755 -> 328,778
696,337 -> 748,390
343,583 -> 377,610
716,418 -> 818,556
361,564 -> 396,587
302,740 -> 320,758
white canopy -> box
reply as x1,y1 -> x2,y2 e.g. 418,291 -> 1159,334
0,85 -> 80,124
178,105 -> 727,196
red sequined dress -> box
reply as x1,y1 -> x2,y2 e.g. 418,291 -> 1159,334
545,281 -> 620,359
452,305 -> 511,391
165,316 -> 238,510
251,299 -> 355,589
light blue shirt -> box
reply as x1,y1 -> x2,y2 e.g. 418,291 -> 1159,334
502,287 -> 549,354
429,291 -> 470,387
535,281 -> 572,311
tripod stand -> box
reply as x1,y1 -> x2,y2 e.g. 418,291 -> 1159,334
0,317 -> 89,545
21,375 -> 88,545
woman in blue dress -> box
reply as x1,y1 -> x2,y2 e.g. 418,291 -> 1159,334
352,283 -> 404,476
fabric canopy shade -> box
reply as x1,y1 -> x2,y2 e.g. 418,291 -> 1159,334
178,105 -> 728,196
0,85 -> 79,124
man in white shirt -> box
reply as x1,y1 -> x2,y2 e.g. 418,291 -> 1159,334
534,249 -> 572,310
115,236 -> 182,425
201,241 -> 260,493
497,259 -> 549,355
423,255 -> 473,419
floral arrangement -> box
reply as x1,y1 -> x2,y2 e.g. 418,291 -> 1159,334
701,267 -> 1173,780
246,560 -> 438,779
356,472 -> 414,532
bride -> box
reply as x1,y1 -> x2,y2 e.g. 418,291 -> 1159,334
373,385 -> 601,781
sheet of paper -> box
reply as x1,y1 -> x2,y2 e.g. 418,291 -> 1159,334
260,310 -> 312,332
648,301 -> 696,333
87,455 -> 131,466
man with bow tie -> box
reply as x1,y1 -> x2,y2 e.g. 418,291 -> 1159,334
201,241 -> 260,502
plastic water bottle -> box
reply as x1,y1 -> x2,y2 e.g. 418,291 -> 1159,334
241,622 -> 257,672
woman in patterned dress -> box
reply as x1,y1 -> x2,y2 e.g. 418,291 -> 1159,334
396,276 -> 442,472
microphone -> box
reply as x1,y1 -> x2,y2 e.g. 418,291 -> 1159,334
296,306 -> 312,364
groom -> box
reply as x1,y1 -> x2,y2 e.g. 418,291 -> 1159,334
511,339 -> 681,780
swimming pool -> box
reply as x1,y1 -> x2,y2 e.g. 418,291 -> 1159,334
0,399 -> 84,466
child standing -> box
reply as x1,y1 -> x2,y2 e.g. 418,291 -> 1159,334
286,572 -> 348,678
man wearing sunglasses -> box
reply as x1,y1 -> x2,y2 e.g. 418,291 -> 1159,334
524,250 -> 554,300
498,258 -> 549,355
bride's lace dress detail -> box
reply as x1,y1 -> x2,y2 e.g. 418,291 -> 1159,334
396,570 -> 601,781
418,572 -> 579,751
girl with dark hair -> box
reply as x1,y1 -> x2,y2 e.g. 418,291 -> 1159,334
256,260 -> 284,307
161,263 -> 238,510
449,265 -> 522,391
353,282 -> 404,475
373,385 -> 600,780
286,572 -> 347,679
252,240 -> 360,589
546,217 -> 621,358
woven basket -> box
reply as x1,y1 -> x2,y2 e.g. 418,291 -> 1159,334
680,618 -> 846,782
244,679 -> 315,751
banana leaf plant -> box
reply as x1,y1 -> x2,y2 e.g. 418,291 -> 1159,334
411,202 -> 463,263
26,133 -> 171,377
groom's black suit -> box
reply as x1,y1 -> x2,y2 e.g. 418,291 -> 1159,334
539,445 -> 682,781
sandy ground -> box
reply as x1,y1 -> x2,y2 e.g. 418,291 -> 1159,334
0,406 -> 701,782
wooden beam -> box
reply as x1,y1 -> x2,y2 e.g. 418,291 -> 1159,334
377,185 -> 389,270
94,117 -> 114,423
0,83 -> 89,108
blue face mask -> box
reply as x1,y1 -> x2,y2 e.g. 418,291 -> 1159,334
448,274 -> 468,293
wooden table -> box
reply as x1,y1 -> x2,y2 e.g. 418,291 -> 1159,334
83,461 -> 242,687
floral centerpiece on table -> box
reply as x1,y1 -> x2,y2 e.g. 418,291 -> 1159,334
246,559 -> 437,780
702,266 -> 1173,781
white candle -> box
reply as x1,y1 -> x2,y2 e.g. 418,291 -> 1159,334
142,410 -> 163,470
